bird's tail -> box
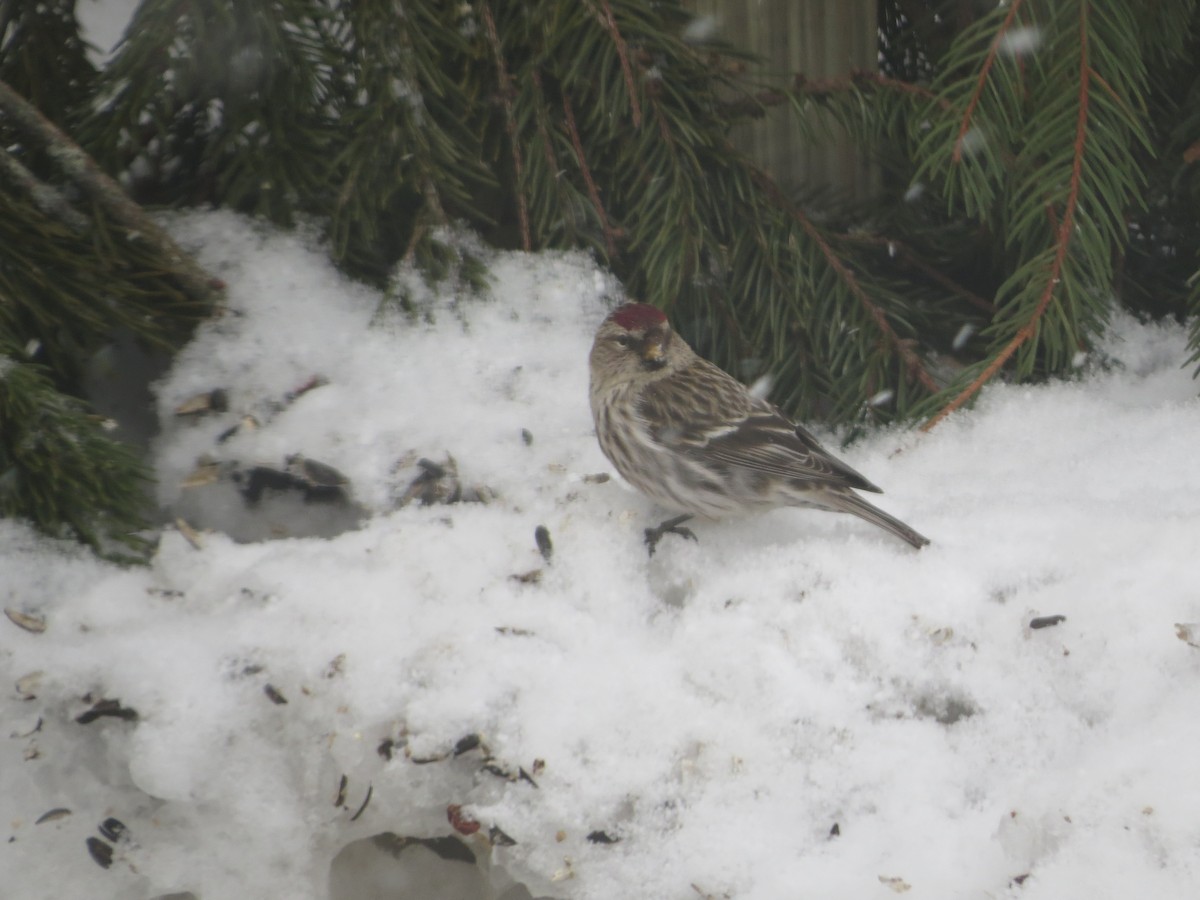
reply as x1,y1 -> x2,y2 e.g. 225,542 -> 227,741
823,491 -> 930,549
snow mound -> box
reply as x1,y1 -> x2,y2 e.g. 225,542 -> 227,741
3,212 -> 1200,900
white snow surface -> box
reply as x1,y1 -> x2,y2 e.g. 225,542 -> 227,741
3,211 -> 1200,900
76,0 -> 142,63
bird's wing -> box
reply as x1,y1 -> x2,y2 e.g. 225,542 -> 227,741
637,359 -> 882,493
703,413 -> 883,492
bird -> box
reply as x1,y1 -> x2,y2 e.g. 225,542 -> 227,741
588,302 -> 929,552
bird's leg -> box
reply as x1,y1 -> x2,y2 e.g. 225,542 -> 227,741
644,514 -> 697,556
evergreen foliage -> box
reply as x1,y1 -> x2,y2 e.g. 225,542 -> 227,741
0,336 -> 150,559
0,0 -> 94,126
1,7 -> 215,556
76,0 -> 1200,420
865,0 -> 1200,426
2,0 -> 1199,551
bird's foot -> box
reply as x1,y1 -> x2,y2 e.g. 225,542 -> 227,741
644,514 -> 697,557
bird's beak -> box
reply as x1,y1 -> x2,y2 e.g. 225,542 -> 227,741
641,338 -> 666,369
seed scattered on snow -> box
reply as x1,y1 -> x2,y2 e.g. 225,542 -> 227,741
75,698 -> 139,725
349,785 -> 372,822
175,517 -> 204,549
1176,623 -> 1200,649
181,460 -> 222,488
174,388 -> 228,417
263,684 -> 288,705
535,525 -> 553,562
453,733 -> 483,757
98,818 -> 128,843
5,608 -> 46,634
15,672 -> 43,702
879,874 -> 912,893
489,824 -> 517,846
86,837 -> 113,869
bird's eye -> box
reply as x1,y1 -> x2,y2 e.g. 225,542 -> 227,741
614,334 -> 634,348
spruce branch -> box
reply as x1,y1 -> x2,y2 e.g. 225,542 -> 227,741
0,145 -> 88,232
752,168 -> 940,395
0,339 -> 151,558
803,70 -> 946,108
590,0 -> 642,127
1187,273 -> 1200,373
717,89 -> 786,120
850,70 -> 946,107
839,233 -> 996,314
952,0 -> 1026,165
481,1 -> 531,251
523,65 -> 601,251
727,70 -> 944,122
530,70 -> 562,172
562,91 -> 619,259
922,0 -> 1093,432
0,78 -> 223,306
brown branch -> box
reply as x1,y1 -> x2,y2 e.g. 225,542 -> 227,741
654,105 -> 674,146
593,0 -> 642,127
0,78 -> 223,305
561,93 -> 618,260
530,71 -> 561,172
839,233 -> 996,314
0,147 -> 89,233
753,169 -> 940,394
480,2 -> 531,251
721,70 -> 946,120
853,70 -> 945,106
808,70 -> 947,108
923,3 -> 1090,432
1184,138 -> 1200,166
952,0 -> 1025,164
717,89 -> 787,120
1089,68 -> 1139,128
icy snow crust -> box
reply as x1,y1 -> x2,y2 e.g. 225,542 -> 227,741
3,212 -> 1200,899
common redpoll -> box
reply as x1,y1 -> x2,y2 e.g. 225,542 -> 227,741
589,303 -> 929,550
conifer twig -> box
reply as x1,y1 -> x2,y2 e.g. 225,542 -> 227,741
850,70 -> 946,105
592,0 -> 642,127
840,233 -> 995,313
722,70 -> 945,119
752,168 -> 940,394
0,78 -> 222,305
562,93 -> 618,259
530,71 -> 561,171
0,147 -> 89,232
923,2 -> 1090,432
480,2 -> 531,251
952,0 -> 1025,163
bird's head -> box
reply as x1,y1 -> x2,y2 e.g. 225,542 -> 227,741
590,303 -> 685,390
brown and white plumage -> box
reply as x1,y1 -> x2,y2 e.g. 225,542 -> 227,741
589,302 -> 929,549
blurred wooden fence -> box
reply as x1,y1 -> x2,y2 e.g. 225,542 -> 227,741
682,0 -> 879,202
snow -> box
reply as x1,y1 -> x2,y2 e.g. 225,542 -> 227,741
3,211 -> 1200,900
998,26 -> 1043,58
76,0 -> 141,63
